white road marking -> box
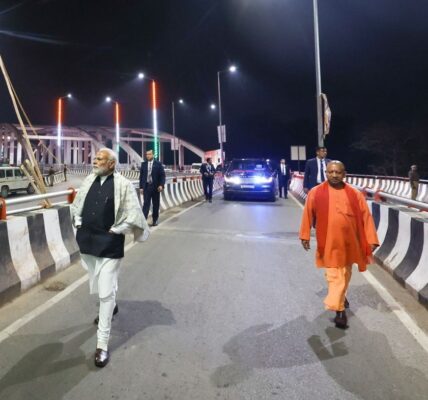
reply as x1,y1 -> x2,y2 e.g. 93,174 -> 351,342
0,200 -> 203,344
289,192 -> 428,353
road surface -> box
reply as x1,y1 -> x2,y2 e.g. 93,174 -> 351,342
0,194 -> 428,399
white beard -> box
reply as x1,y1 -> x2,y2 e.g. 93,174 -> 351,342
93,166 -> 109,176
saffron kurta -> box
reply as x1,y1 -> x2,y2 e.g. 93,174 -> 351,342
299,182 -> 379,271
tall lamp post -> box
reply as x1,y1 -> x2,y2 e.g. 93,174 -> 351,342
137,72 -> 160,160
171,98 -> 184,171
217,65 -> 237,166
313,0 -> 324,147
151,80 -> 160,160
105,96 -> 121,159
57,93 -> 72,163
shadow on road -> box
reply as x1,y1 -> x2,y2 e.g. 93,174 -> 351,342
0,300 -> 175,400
212,309 -> 428,399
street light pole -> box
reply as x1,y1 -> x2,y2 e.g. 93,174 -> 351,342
171,101 -> 177,171
313,0 -> 324,147
105,96 -> 120,160
57,93 -> 72,164
217,71 -> 224,166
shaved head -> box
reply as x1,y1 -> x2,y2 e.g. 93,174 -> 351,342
326,160 -> 346,188
326,160 -> 346,171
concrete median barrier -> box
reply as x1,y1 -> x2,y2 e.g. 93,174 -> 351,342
26,212 -> 56,279
0,222 -> 21,304
0,207 -> 79,306
370,201 -> 428,307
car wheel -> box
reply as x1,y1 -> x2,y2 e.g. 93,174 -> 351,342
269,192 -> 276,202
27,184 -> 35,194
1,186 -> 9,198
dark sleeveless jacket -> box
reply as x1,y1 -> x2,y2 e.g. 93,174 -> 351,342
76,175 -> 125,258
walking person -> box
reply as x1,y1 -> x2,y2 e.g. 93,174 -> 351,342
139,149 -> 166,226
299,161 -> 379,329
303,147 -> 330,193
409,165 -> 420,201
278,158 -> 291,199
200,157 -> 215,202
63,164 -> 68,182
71,148 -> 150,367
48,165 -> 55,187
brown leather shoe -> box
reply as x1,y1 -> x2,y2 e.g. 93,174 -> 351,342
334,310 -> 348,329
94,348 -> 110,368
94,304 -> 118,325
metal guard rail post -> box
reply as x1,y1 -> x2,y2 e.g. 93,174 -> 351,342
358,186 -> 428,212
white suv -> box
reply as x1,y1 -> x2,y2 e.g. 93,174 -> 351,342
0,166 -> 35,198
190,163 -> 202,174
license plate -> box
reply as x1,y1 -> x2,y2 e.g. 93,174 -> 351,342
241,184 -> 254,189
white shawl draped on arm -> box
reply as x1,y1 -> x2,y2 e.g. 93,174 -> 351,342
71,172 -> 150,242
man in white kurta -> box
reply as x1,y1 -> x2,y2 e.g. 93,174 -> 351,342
71,148 -> 149,367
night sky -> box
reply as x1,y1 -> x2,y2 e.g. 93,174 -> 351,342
1,0 -> 427,174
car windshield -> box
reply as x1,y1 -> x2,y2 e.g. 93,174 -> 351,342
229,160 -> 268,172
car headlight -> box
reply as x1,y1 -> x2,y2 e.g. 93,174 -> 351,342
225,176 -> 241,184
254,176 -> 273,184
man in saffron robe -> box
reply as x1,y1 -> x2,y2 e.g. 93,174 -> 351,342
299,161 -> 379,328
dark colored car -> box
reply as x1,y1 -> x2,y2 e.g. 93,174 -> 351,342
223,158 -> 277,201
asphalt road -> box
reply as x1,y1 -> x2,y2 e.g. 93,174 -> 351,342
1,194 -> 428,399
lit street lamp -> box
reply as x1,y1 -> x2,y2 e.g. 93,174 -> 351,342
171,98 -> 185,171
217,64 -> 237,165
105,96 -> 120,158
57,93 -> 72,163
210,103 -> 216,110
136,72 -> 160,159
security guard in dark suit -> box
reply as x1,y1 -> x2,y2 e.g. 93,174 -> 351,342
200,158 -> 216,202
278,158 -> 291,198
139,150 -> 166,226
303,147 -> 330,193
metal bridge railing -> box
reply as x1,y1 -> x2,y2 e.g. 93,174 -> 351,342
0,174 -> 208,219
290,173 -> 428,212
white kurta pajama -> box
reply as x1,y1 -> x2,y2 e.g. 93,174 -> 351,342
71,172 -> 149,351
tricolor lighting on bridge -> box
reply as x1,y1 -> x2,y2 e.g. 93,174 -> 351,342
105,96 -> 120,157
152,80 -> 159,159
115,101 -> 120,156
57,93 -> 72,148
57,98 -> 62,147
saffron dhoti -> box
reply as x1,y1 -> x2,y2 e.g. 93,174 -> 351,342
324,265 -> 352,311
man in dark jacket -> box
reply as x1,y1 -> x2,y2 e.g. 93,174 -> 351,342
200,158 -> 216,202
303,147 -> 330,193
278,158 -> 291,198
139,150 -> 166,226
72,148 -> 149,368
